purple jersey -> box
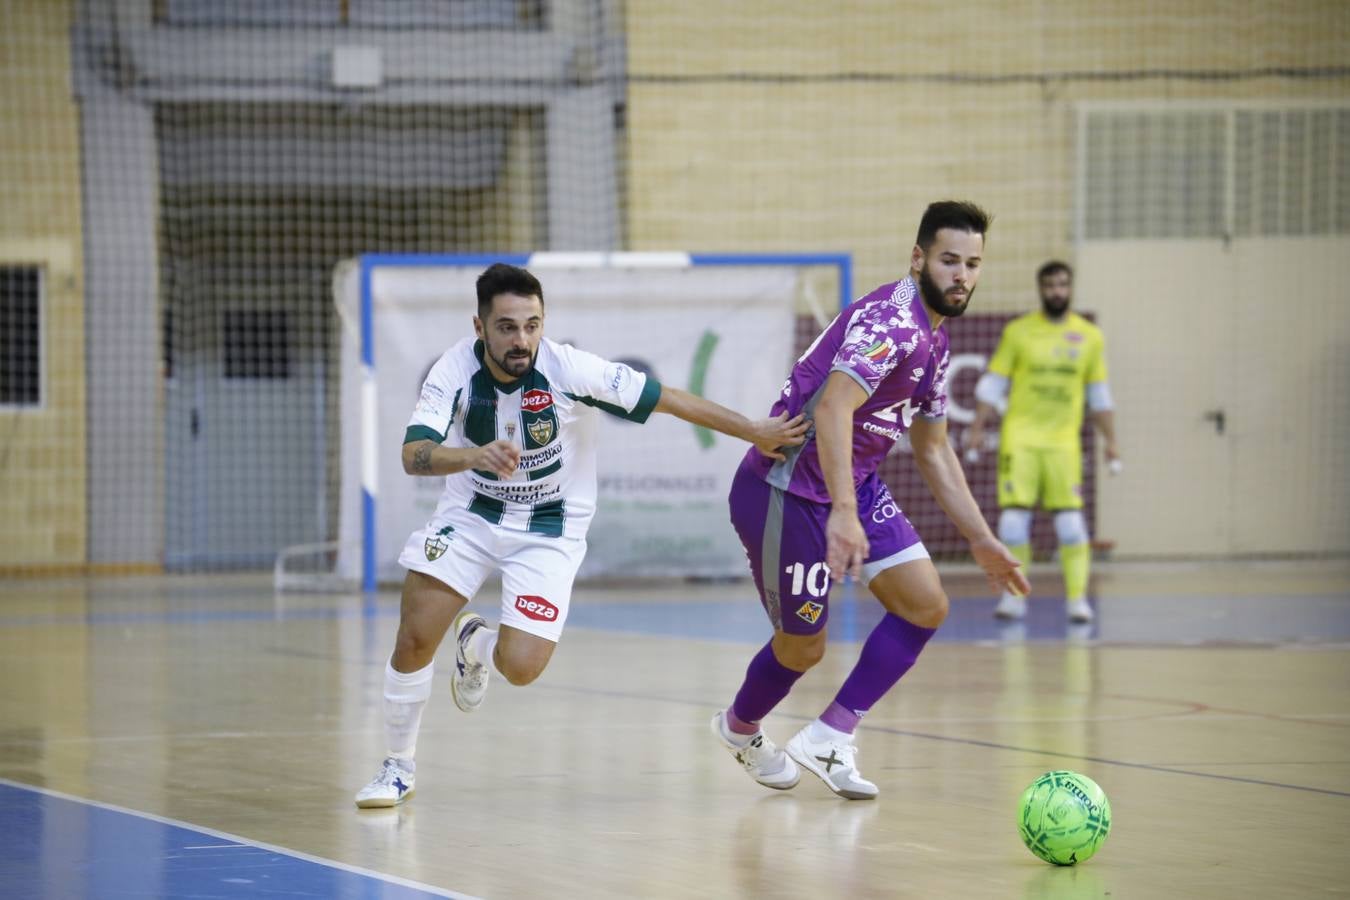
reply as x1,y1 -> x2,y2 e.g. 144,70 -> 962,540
744,276 -> 950,503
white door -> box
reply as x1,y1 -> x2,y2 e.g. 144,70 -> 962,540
1078,241 -> 1236,557
1228,237 -> 1350,555
164,292 -> 327,570
1079,238 -> 1350,557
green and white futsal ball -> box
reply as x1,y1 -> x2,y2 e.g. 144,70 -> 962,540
1017,770 -> 1111,865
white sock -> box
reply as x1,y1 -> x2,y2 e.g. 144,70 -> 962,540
807,718 -> 853,745
384,658 -> 434,760
468,624 -> 500,675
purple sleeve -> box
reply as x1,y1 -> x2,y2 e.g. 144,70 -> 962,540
829,298 -> 912,396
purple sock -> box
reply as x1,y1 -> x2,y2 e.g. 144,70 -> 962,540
821,614 -> 936,734
728,641 -> 804,732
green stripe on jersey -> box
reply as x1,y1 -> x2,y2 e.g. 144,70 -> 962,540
468,492 -> 505,525
404,424 -> 445,445
527,459 -> 562,481
528,498 -> 565,537
520,369 -> 560,450
569,378 -> 663,424
464,369 -> 498,447
629,378 -> 662,422
449,387 -> 463,425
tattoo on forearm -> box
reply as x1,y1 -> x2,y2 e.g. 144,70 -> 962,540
412,442 -> 434,474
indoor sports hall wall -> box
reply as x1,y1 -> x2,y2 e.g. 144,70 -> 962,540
624,0 -> 1350,558
1,0 -> 1347,572
0,0 -> 86,570
625,0 -> 1349,297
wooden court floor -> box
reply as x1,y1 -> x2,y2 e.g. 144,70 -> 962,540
2,560 -> 1348,898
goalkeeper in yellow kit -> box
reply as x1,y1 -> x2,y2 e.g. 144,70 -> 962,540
965,261 -> 1119,623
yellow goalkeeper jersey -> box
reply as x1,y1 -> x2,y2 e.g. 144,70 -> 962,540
987,311 -> 1107,449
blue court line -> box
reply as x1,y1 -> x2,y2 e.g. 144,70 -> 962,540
0,778 -> 478,900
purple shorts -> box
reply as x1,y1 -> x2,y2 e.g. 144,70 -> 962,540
727,458 -> 929,635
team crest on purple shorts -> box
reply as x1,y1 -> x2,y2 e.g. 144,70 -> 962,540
796,600 -> 824,625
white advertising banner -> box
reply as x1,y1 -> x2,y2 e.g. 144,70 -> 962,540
337,262 -> 799,582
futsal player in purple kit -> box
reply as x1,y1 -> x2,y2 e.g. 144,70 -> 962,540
711,201 -> 1031,799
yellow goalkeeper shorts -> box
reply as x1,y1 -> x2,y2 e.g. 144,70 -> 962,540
997,444 -> 1083,511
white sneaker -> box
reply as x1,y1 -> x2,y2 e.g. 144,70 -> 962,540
994,593 -> 1027,620
451,610 -> 490,713
354,757 -> 415,808
785,726 -> 878,800
1067,598 -> 1094,624
710,711 -> 800,790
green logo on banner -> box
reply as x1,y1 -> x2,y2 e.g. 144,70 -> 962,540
688,329 -> 719,450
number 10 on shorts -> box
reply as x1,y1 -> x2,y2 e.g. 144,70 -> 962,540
784,561 -> 830,598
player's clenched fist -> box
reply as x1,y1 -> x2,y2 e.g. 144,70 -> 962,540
474,439 -> 520,478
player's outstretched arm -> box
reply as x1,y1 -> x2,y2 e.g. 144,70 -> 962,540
909,417 -> 1030,596
814,372 -> 870,580
402,438 -> 520,479
652,386 -> 808,460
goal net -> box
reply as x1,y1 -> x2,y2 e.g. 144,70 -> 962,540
5,2 -> 1346,579
325,253 -> 845,589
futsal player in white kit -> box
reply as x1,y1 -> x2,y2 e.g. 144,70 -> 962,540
356,262 -> 807,806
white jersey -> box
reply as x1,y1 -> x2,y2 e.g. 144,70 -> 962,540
405,337 -> 661,539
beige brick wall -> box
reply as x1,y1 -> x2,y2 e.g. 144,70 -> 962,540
0,2 -> 1344,566
625,0 -> 1350,305
625,1 -> 1350,557
0,0 -> 86,568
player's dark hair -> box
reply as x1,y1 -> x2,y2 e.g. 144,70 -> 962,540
476,263 -> 544,318
915,200 -> 992,250
1037,260 -> 1073,282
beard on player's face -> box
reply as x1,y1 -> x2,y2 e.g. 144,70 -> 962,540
486,338 -> 536,378
919,261 -> 974,318
1040,291 -> 1071,319
478,294 -> 543,380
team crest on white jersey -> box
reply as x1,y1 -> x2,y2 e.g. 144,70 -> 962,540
528,418 -> 555,445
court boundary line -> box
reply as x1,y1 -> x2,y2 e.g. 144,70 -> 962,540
249,641 -> 1350,799
506,679 -> 1350,800
856,725 -> 1350,799
0,776 -> 481,900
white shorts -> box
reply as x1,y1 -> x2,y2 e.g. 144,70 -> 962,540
398,507 -> 587,643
